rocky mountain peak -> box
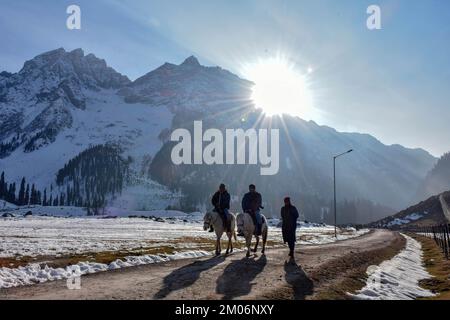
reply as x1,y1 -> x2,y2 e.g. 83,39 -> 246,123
0,71 -> 13,78
180,55 -> 201,67
18,48 -> 130,90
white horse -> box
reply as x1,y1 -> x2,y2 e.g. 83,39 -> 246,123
203,211 -> 237,255
236,212 -> 268,257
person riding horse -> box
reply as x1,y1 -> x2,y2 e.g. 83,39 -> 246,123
241,184 -> 264,236
210,183 -> 231,232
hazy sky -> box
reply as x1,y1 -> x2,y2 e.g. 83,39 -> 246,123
1,0 -> 449,157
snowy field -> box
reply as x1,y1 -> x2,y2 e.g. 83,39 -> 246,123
351,234 -> 435,300
0,213 -> 368,288
0,215 -> 368,258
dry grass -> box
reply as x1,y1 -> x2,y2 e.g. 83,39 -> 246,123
0,257 -> 32,268
410,234 -> 450,300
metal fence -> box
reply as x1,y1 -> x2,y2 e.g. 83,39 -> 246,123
406,224 -> 450,259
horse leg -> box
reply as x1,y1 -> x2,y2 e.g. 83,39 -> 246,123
225,233 -> 231,254
246,236 -> 251,257
261,230 -> 267,254
230,234 -> 234,253
216,238 -> 220,255
253,236 -> 260,252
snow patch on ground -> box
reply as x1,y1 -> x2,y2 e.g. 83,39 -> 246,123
0,250 -> 211,289
1,205 -> 88,216
0,216 -> 208,258
266,218 -> 328,228
351,234 -> 435,300
107,180 -> 182,212
0,200 -> 17,211
103,208 -> 204,220
1,204 -> 204,221
385,212 -> 427,227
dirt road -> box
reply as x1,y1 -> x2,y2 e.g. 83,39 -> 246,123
0,229 -> 405,300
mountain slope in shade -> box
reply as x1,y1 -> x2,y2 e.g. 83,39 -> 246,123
0,48 -> 438,219
118,55 -> 253,114
149,113 -> 436,221
415,152 -> 450,201
369,191 -> 450,229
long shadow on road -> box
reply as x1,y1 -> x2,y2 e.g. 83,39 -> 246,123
284,258 -> 314,299
154,255 -> 226,299
216,255 -> 267,300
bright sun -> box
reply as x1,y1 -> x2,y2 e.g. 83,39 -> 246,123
243,57 -> 314,118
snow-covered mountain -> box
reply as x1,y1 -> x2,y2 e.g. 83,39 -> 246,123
0,48 -> 176,210
0,48 -> 438,221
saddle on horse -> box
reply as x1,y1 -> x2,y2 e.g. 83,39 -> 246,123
212,209 -> 232,233
245,210 -> 262,236
221,211 -> 232,233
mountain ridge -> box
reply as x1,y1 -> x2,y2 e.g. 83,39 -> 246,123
0,48 -> 439,221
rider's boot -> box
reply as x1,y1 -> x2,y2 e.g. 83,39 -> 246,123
209,225 -> 214,232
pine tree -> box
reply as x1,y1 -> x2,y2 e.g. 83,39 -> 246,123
7,183 -> 16,204
60,193 -> 65,206
0,171 -> 5,199
25,184 -> 30,205
18,177 -> 26,205
66,185 -> 71,206
30,184 -> 36,205
54,144 -> 130,209
43,189 -> 47,206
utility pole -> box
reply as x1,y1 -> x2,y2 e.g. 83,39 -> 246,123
333,149 -> 353,238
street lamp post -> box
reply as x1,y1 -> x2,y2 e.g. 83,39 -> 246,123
333,149 -> 353,238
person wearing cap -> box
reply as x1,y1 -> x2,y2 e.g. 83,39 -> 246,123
211,183 -> 231,232
241,184 -> 263,236
281,197 -> 299,258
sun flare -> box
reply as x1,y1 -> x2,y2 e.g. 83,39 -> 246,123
243,57 -> 314,118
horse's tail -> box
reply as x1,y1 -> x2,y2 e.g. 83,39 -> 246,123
233,229 -> 237,241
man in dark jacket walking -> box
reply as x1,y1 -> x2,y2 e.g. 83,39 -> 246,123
211,183 -> 231,232
281,197 -> 299,258
241,184 -> 263,236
